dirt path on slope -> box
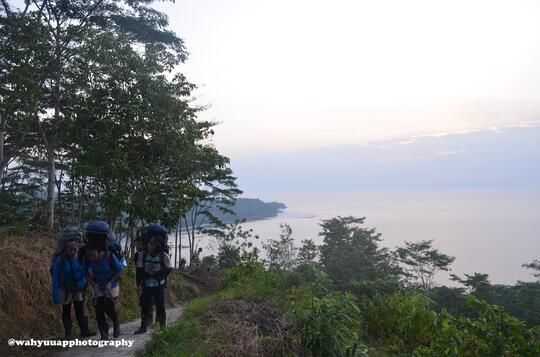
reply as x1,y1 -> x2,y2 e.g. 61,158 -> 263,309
57,307 -> 183,357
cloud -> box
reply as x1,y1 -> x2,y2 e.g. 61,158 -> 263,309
435,150 -> 463,156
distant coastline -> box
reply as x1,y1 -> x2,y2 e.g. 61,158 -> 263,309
209,197 -> 287,223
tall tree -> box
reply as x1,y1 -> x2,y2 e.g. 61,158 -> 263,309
2,0 -> 182,229
1,1 -> 240,237
319,216 -> 401,285
395,240 -> 455,290
297,239 -> 319,266
522,259 -> 540,279
263,223 -> 296,270
0,4 -> 48,210
450,272 -> 491,299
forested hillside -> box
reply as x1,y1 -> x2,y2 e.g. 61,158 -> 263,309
205,198 -> 286,223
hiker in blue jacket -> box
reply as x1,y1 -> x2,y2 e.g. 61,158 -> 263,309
84,242 -> 123,340
51,238 -> 96,339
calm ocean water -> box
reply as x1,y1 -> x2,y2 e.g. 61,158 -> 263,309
174,188 -> 540,285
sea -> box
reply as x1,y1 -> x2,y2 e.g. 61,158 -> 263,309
171,188 -> 540,285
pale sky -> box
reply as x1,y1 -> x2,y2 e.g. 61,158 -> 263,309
157,0 -> 540,156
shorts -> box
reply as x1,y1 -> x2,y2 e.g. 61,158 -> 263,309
59,290 -> 84,304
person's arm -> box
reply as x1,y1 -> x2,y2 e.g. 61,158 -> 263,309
76,259 -> 88,290
83,258 -> 95,287
51,257 -> 62,304
162,253 -> 172,278
135,252 -> 144,287
107,253 -> 123,285
155,253 -> 172,280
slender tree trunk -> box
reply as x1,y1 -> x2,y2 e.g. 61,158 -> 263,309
0,112 -> 6,187
70,175 -> 75,225
125,220 -> 133,258
179,221 -> 182,266
174,225 -> 178,268
45,30 -> 63,231
46,142 -> 56,230
78,179 -> 84,226
184,215 -> 193,263
108,215 -> 116,232
56,165 -> 64,228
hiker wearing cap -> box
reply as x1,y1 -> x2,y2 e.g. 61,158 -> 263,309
51,227 -> 96,339
134,224 -> 172,334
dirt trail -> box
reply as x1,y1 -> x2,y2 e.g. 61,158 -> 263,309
57,307 -> 183,357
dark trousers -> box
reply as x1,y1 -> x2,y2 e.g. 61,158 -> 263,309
62,300 -> 87,335
141,284 -> 166,327
94,296 -> 119,333
139,292 -> 154,324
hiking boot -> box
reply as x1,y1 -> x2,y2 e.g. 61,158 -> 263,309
134,326 -> 147,335
113,323 -> 121,338
80,329 -> 97,338
64,320 -> 73,340
100,328 -> 109,340
79,316 -> 97,338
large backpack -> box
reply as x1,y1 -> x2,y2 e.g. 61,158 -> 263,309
140,224 -> 169,254
50,227 -> 84,277
139,224 -> 170,286
83,220 -> 126,268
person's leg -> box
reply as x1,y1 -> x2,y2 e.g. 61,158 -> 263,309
103,297 -> 120,338
149,292 -> 155,326
135,286 -> 152,334
74,297 -> 96,337
154,284 -> 166,328
62,301 -> 73,339
95,296 -> 109,340
140,290 -> 153,327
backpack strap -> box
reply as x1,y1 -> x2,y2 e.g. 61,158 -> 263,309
141,251 -> 162,281
142,251 -> 148,280
59,255 -> 65,291
105,250 -> 118,271
67,256 -> 79,293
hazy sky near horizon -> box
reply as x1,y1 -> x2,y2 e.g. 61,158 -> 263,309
156,0 -> 540,156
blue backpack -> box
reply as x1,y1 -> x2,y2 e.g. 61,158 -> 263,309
83,220 -> 126,268
139,224 -> 169,254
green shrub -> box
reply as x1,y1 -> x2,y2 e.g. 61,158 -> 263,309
220,262 -> 294,302
289,275 -> 367,357
415,297 -> 540,356
359,293 -> 443,354
347,278 -> 403,299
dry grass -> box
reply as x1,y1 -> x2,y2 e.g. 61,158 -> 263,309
0,231 -> 197,356
0,231 -> 62,356
202,299 -> 299,357
0,232 -> 60,339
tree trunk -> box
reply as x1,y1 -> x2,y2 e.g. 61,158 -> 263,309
125,220 -> 134,259
0,112 -> 6,186
46,143 -> 56,230
178,220 -> 182,265
184,215 -> 193,264
78,179 -> 85,227
174,225 -> 178,268
56,166 -> 64,228
70,175 -> 75,225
